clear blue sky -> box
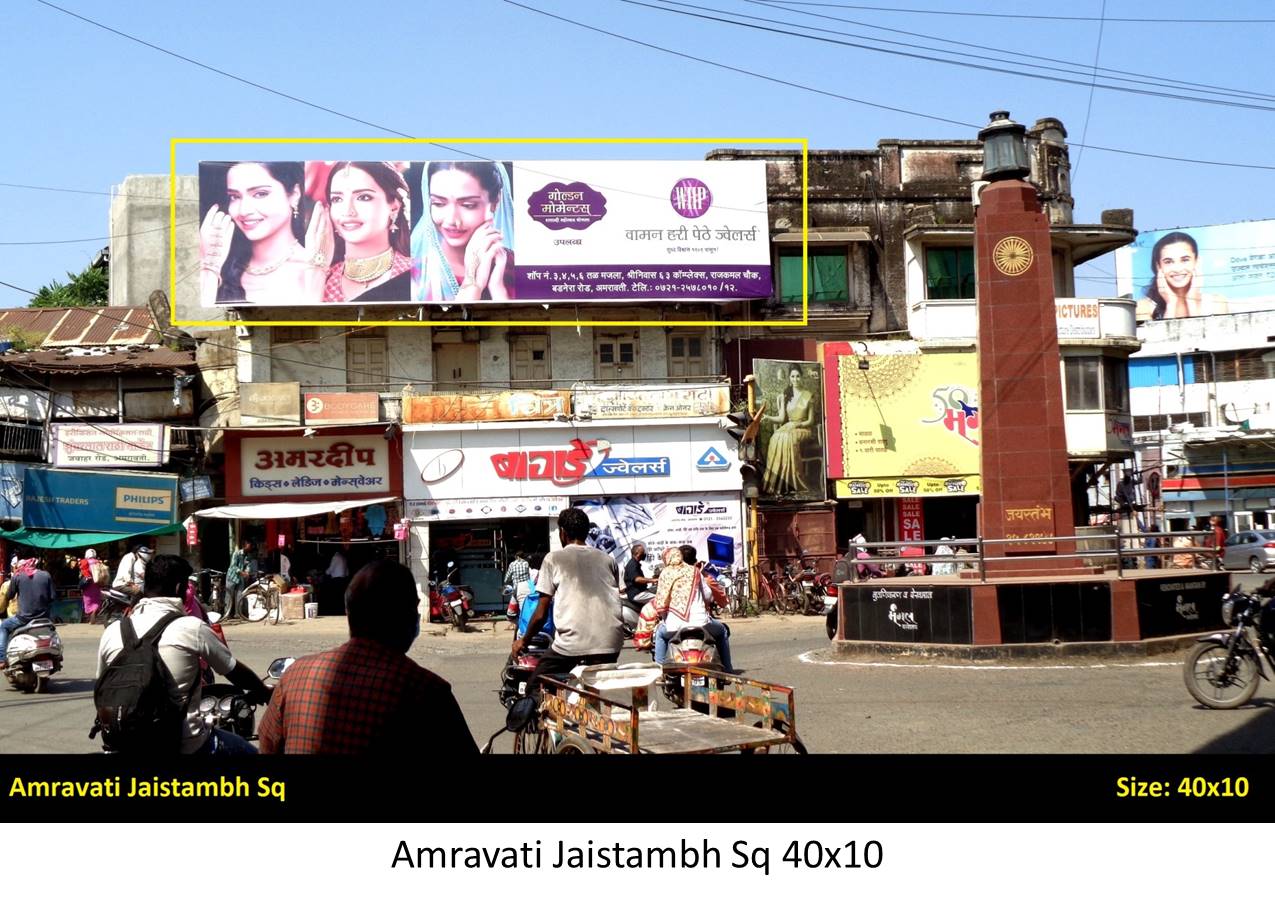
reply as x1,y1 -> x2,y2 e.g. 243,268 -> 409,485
2,0 -> 1273,308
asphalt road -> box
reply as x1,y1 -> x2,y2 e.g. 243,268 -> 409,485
4,572 -> 1273,754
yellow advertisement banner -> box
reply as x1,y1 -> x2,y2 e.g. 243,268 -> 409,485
403,390 -> 570,424
835,476 -> 982,499
823,344 -> 980,480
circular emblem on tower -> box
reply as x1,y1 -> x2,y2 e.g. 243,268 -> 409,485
992,236 -> 1034,276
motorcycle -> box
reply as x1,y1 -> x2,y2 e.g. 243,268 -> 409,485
1183,588 -> 1275,709
197,656 -> 293,742
497,631 -> 553,710
3,618 -> 63,693
431,564 -> 475,630
95,586 -> 137,626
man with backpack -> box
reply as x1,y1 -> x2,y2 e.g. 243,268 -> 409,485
94,554 -> 271,754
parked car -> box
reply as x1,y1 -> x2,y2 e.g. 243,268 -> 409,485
1221,530 -> 1275,573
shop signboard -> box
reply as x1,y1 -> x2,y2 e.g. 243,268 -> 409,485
835,476 -> 981,498
0,462 -> 26,521
1054,299 -> 1101,339
22,468 -> 179,532
199,160 -> 770,307
574,492 -> 744,570
824,342 -> 980,497
572,384 -> 731,419
838,584 -> 973,644
403,389 -> 570,424
236,432 -> 393,500
304,392 -> 380,425
50,423 -> 170,469
403,423 -> 738,500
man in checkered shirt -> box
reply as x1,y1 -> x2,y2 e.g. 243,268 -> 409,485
258,560 -> 477,755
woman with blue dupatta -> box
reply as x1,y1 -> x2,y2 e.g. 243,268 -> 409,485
411,161 -> 516,302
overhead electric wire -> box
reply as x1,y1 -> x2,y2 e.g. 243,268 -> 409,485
739,0 -> 1275,103
755,2 -> 1275,24
0,220 -> 198,247
503,1 -> 1275,172
620,0 -> 1275,113
744,0 -> 1275,102
1071,0 -> 1108,181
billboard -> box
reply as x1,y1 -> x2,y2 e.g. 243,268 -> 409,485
198,160 -> 770,308
572,384 -> 731,419
23,468 -> 179,532
403,389 -> 570,424
752,359 -> 826,503
575,492 -> 744,572
1115,220 -> 1275,322
823,343 -> 980,498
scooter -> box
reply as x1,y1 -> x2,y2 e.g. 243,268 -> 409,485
3,618 -> 63,694
95,586 -> 136,626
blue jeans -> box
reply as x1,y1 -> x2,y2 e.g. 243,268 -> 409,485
0,614 -> 34,661
198,727 -> 258,756
655,621 -> 735,672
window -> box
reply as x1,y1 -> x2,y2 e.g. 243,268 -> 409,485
1065,357 -> 1132,412
924,247 -> 975,299
346,328 -> 387,388
668,332 -> 708,378
510,334 -> 550,387
596,334 -> 638,379
1133,412 -> 1208,432
1190,349 -> 1275,384
1129,356 -> 1179,389
778,249 -> 850,306
271,326 -> 318,344
1064,357 -> 1101,410
1103,360 -> 1129,411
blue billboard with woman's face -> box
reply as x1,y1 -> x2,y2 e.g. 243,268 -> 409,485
1116,219 -> 1275,322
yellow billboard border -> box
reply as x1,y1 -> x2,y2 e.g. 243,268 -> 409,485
169,137 -> 808,328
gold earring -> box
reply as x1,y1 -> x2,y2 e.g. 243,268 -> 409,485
292,204 -> 299,220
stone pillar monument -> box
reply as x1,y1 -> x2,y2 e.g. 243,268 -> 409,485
973,112 -> 1076,573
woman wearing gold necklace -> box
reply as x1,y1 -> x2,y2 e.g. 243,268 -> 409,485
199,161 -> 331,305
319,162 -> 412,303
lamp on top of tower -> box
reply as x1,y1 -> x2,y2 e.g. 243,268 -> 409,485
978,110 -> 1030,183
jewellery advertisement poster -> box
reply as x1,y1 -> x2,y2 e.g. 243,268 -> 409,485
198,160 -> 771,307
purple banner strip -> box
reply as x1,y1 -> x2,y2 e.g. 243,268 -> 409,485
514,264 -> 772,301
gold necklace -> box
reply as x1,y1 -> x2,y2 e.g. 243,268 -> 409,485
343,248 -> 393,283
244,240 -> 300,276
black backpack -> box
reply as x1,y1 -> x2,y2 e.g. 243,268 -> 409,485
90,612 -> 189,753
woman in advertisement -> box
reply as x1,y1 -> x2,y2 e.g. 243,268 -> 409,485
199,161 -> 331,305
411,161 -> 516,302
317,161 -> 413,303
1136,231 -> 1229,320
762,364 -> 818,497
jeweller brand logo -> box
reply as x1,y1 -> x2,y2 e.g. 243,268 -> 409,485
670,178 -> 712,218
888,603 -> 919,630
1175,595 -> 1200,621
528,182 -> 608,231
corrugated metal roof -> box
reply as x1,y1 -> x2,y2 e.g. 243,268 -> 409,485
0,347 -> 193,373
45,307 -> 97,345
0,307 -> 159,348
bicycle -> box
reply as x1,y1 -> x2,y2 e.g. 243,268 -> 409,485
238,574 -> 284,624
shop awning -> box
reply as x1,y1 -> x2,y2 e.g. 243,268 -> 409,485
192,497 -> 397,520
0,521 -> 182,550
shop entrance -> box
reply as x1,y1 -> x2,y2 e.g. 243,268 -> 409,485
430,518 -> 551,612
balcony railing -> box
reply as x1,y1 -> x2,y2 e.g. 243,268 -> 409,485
0,421 -> 45,459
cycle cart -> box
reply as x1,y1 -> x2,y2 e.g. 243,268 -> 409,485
509,664 -> 806,754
